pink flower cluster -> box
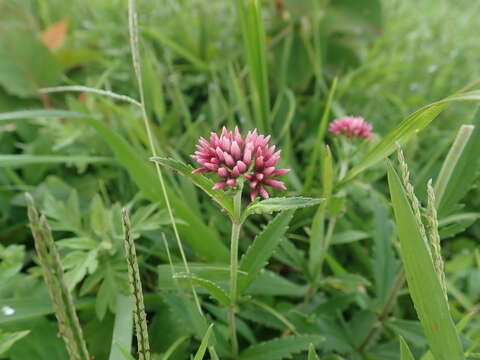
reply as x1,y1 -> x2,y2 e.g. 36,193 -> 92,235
329,116 -> 373,139
191,127 -> 289,200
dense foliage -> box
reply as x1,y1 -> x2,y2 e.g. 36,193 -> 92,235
1,0 -> 479,359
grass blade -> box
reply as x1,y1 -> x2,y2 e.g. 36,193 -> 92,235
239,335 -> 323,360
0,109 -> 86,121
343,90 -> 480,184
434,125 -> 474,209
193,324 -> 214,360
108,294 -> 134,360
0,155 -> 113,167
400,336 -> 416,360
244,197 -> 323,217
386,161 -> 464,360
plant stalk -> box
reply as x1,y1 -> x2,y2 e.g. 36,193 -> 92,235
228,183 -> 244,359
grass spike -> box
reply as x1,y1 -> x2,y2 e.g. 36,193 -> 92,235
426,179 -> 448,298
396,145 -> 430,250
26,193 -> 90,360
122,209 -> 151,360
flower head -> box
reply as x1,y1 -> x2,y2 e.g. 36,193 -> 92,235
329,116 -> 373,140
191,127 -> 289,200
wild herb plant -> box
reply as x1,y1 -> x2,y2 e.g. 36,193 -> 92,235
1,0 -> 480,359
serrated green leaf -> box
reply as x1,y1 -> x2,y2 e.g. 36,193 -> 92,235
173,273 -> 230,307
245,197 -> 323,218
307,343 -> 320,360
193,324 -> 214,360
237,210 -> 295,295
239,335 -> 323,360
386,161 -> 464,360
343,90 -> 480,184
90,195 -> 108,236
399,336 -> 416,360
150,157 -> 234,218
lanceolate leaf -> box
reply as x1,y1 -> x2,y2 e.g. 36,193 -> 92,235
173,273 -> 230,307
83,115 -> 229,261
239,335 -> 323,360
244,197 -> 323,218
343,90 -> 480,184
193,324 -> 214,360
237,210 -> 295,295
437,122 -> 480,216
399,337 -> 416,360
307,343 -> 320,360
387,162 -> 464,360
151,157 -> 235,219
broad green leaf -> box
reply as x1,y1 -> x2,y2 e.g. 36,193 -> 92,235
387,162 -> 464,360
400,337 -> 416,360
150,157 -> 234,219
239,335 -> 323,360
437,123 -> 480,216
237,210 -> 295,295
0,330 -> 30,355
343,90 -> 480,184
307,343 -> 320,360
0,155 -> 113,167
244,197 -> 323,218
161,292 -> 208,341
83,115 -> 228,261
173,273 -> 230,307
193,324 -> 214,360
0,109 -> 86,121
0,297 -> 94,324
108,294 -> 133,360
0,22 -> 62,97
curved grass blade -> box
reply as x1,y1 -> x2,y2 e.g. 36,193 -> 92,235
400,336 -> 416,360
386,162 -> 464,360
343,90 -> 480,184
193,324 -> 214,360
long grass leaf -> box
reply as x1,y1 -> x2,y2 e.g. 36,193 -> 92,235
386,162 -> 464,360
108,294 -> 134,360
344,90 -> 480,184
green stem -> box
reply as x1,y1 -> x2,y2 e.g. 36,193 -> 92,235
228,183 -> 243,359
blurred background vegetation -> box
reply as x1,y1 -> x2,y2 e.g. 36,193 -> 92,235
1,0 -> 479,359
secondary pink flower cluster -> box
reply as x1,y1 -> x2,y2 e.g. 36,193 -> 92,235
191,127 -> 289,200
329,116 -> 373,139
